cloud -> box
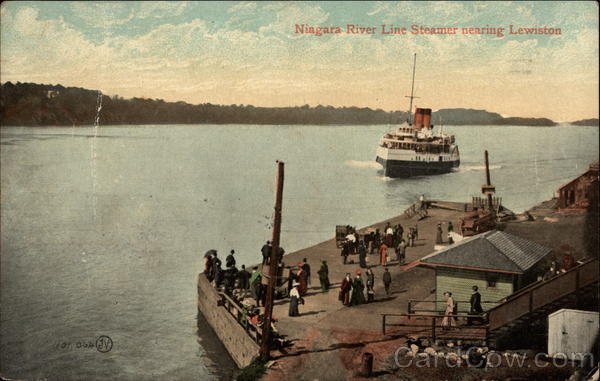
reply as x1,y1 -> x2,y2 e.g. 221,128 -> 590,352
228,2 -> 257,14
367,2 -> 389,16
137,1 -> 188,19
71,2 -> 134,27
258,3 -> 329,37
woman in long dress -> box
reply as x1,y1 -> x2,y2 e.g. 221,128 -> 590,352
297,264 -> 308,296
365,268 -> 375,302
436,223 -> 444,244
288,282 -> 303,317
378,242 -> 388,266
358,242 -> 367,268
350,271 -> 366,306
339,273 -> 352,305
441,291 -> 456,329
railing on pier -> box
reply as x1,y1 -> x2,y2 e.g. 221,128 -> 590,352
217,291 -> 263,345
407,299 -> 501,317
381,313 -> 488,341
472,196 -> 502,213
487,258 -> 599,332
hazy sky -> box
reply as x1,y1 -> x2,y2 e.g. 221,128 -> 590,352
1,1 -> 598,121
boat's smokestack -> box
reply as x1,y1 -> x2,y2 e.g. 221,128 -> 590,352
413,108 -> 432,130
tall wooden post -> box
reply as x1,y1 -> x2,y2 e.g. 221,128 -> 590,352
260,161 -> 284,359
482,150 -> 495,212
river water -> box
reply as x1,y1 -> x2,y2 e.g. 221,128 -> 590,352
0,124 -> 597,380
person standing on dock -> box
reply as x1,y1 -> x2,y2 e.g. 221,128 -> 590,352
204,253 -> 213,279
358,241 -> 367,268
367,231 -> 375,254
408,228 -> 415,247
318,260 -> 330,292
383,268 -> 392,296
436,223 -> 444,244
441,291 -> 456,329
302,258 -> 311,286
385,223 -> 394,247
396,224 -> 404,242
297,264 -> 308,296
211,253 -> 222,287
467,286 -> 483,325
378,242 -> 388,266
226,250 -> 236,268
419,194 -> 428,216
238,265 -> 250,291
372,229 -> 381,254
223,265 -> 238,295
339,273 -> 352,305
350,270 -> 366,306
249,266 -> 262,307
261,240 -> 271,265
288,282 -> 303,317
364,232 -> 372,254
341,241 -> 350,264
366,268 -> 375,302
396,239 -> 407,265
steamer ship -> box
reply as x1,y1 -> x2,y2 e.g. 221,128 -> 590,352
375,55 -> 460,178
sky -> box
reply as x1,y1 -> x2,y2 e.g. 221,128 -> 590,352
1,1 -> 598,122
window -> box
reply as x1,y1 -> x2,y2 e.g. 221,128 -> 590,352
487,276 -> 497,288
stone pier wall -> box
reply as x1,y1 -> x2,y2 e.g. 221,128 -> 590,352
197,274 -> 259,368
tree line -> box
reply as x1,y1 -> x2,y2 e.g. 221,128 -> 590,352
1,82 -> 564,127
0,82 -> 408,126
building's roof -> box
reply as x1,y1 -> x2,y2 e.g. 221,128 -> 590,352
420,230 -> 552,274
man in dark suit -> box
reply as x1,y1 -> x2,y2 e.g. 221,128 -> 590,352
468,285 -> 484,325
301,258 -> 311,285
261,241 -> 271,265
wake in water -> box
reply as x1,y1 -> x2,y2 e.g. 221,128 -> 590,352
458,164 -> 502,172
344,160 -> 383,170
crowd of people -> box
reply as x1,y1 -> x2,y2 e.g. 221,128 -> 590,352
336,266 -> 393,307
340,222 -> 421,268
201,217 -> 477,322
203,242 -> 335,318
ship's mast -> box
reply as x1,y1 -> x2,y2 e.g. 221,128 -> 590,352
405,53 -> 419,124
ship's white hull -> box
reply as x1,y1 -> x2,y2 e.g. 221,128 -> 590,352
375,145 -> 460,177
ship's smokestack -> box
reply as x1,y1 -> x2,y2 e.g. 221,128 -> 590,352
413,108 -> 432,130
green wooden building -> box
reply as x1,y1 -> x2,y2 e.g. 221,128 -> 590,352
419,230 -> 552,313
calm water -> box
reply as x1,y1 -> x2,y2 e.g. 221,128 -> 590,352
1,124 -> 598,380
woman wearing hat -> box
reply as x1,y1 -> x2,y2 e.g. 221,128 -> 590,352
339,273 -> 352,306
289,282 -> 304,317
441,291 -> 456,329
350,270 -> 366,306
297,263 -> 308,296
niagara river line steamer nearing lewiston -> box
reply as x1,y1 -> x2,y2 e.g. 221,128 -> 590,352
375,54 -> 460,178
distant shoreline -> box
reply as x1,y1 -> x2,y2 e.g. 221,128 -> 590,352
2,123 -> 596,129
1,82 -> 597,128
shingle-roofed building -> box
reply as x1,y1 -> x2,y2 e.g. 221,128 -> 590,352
419,230 -> 552,312
486,231 -> 551,272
